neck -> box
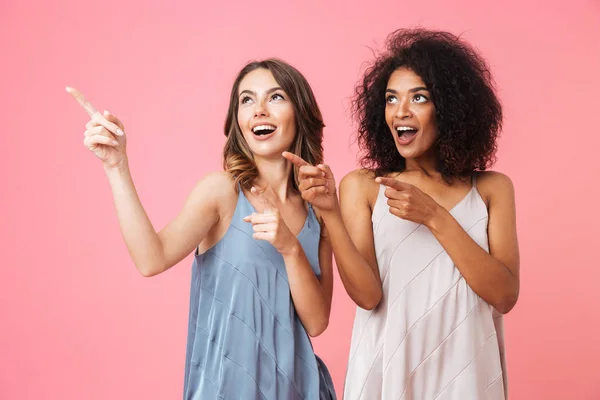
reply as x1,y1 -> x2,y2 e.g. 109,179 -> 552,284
253,156 -> 295,201
404,153 -> 439,178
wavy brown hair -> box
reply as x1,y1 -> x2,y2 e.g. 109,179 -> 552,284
223,59 -> 325,191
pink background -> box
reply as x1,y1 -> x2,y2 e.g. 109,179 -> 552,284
2,0 -> 600,398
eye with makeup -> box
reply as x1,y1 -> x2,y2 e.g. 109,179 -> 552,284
412,93 -> 429,103
385,91 -> 431,105
270,92 -> 285,101
386,95 -> 398,104
239,92 -> 285,106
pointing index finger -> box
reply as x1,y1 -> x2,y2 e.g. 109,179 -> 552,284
282,151 -> 309,168
251,187 -> 276,213
66,87 -> 124,136
66,86 -> 99,117
375,177 -> 411,190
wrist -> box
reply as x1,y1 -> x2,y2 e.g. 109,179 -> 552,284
424,205 -> 452,235
104,158 -> 130,177
426,204 -> 450,234
320,200 -> 341,221
280,238 -> 301,258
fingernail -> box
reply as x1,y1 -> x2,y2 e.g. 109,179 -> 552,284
104,110 -> 110,116
112,140 -> 118,145
116,128 -> 124,136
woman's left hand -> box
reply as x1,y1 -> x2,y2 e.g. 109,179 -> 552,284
376,176 -> 443,227
243,187 -> 299,255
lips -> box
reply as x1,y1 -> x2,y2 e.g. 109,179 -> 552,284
250,123 -> 278,141
252,124 -> 277,136
395,125 -> 418,145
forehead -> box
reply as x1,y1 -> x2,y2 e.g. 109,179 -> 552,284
238,68 -> 279,94
387,68 -> 427,90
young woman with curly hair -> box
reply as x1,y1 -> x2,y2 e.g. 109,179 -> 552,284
67,59 -> 336,399
286,28 -> 519,399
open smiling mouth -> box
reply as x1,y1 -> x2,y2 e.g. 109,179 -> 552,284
396,126 -> 418,143
252,124 -> 277,136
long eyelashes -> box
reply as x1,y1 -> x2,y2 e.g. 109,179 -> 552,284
385,94 -> 429,104
240,93 -> 285,105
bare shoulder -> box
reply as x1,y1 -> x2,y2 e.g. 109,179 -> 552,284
199,171 -> 236,192
189,171 -> 238,212
339,169 -> 380,208
341,168 -> 377,184
476,171 -> 515,206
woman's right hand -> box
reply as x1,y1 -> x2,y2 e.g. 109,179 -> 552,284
84,111 -> 127,169
67,87 -> 128,169
282,151 -> 338,212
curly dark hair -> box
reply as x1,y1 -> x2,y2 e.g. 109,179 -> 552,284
352,28 -> 502,180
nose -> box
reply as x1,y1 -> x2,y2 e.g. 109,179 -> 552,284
253,99 -> 269,118
395,97 -> 412,119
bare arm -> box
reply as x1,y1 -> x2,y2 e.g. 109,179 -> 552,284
107,166 -> 229,277
244,191 -> 334,336
67,87 -> 228,277
283,219 -> 334,337
428,172 -> 520,313
321,170 -> 382,310
282,150 -> 383,311
378,171 -> 520,313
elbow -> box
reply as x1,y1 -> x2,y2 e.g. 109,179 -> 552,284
139,269 -> 157,278
306,317 -> 329,338
136,262 -> 164,278
355,288 -> 383,311
358,298 -> 380,311
494,290 -> 519,315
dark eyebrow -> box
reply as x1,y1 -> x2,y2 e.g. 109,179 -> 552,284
385,86 -> 429,94
268,87 -> 284,94
239,87 -> 285,97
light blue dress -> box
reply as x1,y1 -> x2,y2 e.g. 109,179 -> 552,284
183,186 -> 336,399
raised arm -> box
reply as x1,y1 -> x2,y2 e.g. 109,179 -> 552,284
67,87 -> 230,277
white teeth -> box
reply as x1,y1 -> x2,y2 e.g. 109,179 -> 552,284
252,125 -> 277,133
396,126 -> 417,131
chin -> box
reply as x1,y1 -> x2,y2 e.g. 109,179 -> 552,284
396,144 -> 418,159
395,140 -> 435,160
249,143 -> 290,159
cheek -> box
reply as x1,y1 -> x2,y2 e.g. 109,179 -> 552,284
385,106 -> 394,125
277,107 -> 297,139
280,106 -> 295,128
418,108 -> 437,132
385,107 -> 397,136
427,109 -> 437,131
237,108 -> 251,126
